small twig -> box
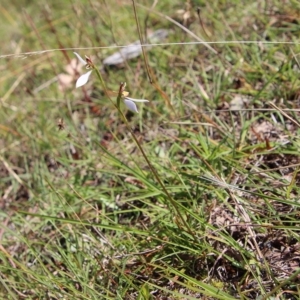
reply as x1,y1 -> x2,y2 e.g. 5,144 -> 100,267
269,102 -> 300,128
196,7 -> 210,40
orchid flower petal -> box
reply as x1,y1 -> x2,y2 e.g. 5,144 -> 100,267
124,99 -> 139,113
75,70 -> 92,88
124,97 -> 149,103
73,52 -> 87,65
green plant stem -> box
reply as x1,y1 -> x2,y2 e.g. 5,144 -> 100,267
93,67 -> 194,238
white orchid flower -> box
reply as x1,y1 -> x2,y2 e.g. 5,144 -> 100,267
73,52 -> 93,88
123,96 -> 149,113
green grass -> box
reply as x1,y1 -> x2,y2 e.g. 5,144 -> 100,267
1,0 -> 300,299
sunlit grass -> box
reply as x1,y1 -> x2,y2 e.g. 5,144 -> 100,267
1,0 -> 300,299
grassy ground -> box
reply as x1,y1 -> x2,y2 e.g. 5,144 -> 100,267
1,0 -> 300,299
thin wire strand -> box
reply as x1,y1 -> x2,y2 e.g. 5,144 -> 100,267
1,40 -> 300,59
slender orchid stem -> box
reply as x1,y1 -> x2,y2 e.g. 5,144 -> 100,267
93,67 -> 193,237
